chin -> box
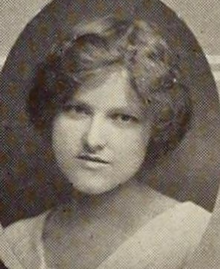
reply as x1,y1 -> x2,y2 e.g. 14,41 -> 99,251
65,171 -> 117,195
78,185 -> 117,195
71,181 -> 119,195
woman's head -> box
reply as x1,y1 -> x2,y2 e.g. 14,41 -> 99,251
27,16 -> 192,194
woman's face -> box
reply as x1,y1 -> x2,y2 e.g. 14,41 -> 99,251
52,67 -> 151,195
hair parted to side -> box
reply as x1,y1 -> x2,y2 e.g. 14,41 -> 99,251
27,16 -> 192,164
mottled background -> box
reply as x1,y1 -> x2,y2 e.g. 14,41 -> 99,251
1,0 -> 220,84
1,0 -> 220,225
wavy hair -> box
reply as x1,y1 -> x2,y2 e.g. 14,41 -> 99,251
27,16 -> 192,164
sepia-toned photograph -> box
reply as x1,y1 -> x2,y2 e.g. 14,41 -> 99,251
1,0 -> 220,268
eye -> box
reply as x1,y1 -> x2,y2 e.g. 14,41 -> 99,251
72,105 -> 88,114
63,104 -> 90,118
111,113 -> 139,124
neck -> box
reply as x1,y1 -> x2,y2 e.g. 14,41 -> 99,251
45,180 -> 177,244
59,179 -> 158,218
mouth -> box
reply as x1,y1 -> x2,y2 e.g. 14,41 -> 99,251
77,155 -> 109,164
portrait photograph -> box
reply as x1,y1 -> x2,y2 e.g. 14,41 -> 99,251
1,0 -> 220,268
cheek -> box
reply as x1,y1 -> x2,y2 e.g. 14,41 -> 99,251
52,116 -> 84,159
113,124 -> 151,166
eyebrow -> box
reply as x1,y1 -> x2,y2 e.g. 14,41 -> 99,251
64,99 -> 145,117
108,107 -> 144,117
63,100 -> 92,112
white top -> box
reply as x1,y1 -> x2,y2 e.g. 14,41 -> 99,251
0,202 -> 211,269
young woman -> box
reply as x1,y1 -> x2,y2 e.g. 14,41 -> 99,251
0,16 -> 217,269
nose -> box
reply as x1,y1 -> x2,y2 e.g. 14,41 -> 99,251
83,115 -> 107,152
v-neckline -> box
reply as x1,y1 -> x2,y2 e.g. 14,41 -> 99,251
41,185 -> 179,269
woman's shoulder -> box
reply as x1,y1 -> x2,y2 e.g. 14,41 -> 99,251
147,189 -> 211,225
147,201 -> 211,266
2,211 -> 50,268
140,188 -> 210,222
0,222 -> 26,269
160,201 -> 211,231
96,201 -> 211,269
159,197 -> 211,220
4,211 -> 49,244
151,199 -> 211,244
153,201 -> 211,266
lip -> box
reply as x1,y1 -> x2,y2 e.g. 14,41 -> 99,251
77,155 -> 110,164
76,155 -> 111,170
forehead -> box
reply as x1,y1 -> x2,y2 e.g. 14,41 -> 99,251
73,66 -> 145,112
